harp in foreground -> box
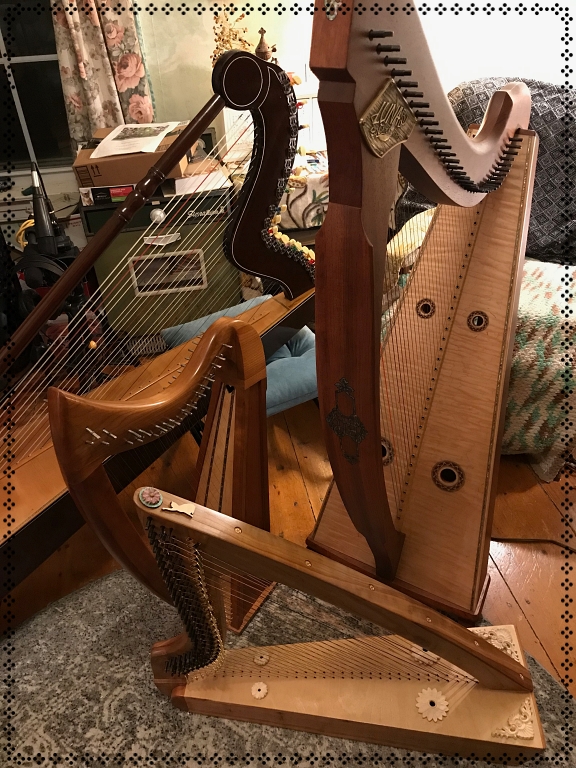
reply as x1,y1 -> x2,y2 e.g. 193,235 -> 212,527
308,4 -> 539,619
132,489 -> 545,759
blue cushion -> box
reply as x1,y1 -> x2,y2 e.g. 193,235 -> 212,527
161,301 -> 318,417
160,295 -> 272,348
266,326 -> 317,416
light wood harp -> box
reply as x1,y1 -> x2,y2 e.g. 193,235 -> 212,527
134,490 -> 545,760
308,4 -> 539,620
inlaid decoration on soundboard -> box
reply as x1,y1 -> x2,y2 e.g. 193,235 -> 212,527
359,78 -> 417,159
381,438 -> 394,466
416,298 -> 436,319
326,378 -> 368,464
431,461 -> 465,492
467,310 -> 489,332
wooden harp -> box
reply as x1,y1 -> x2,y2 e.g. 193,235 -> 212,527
132,490 -> 545,759
308,5 -> 538,619
48,316 -> 272,631
1,51 -> 314,619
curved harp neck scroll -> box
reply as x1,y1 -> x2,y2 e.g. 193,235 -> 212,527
212,51 -> 315,299
48,317 -> 269,609
0,49 -> 316,377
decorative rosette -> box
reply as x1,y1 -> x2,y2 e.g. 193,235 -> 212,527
416,688 -> 449,722
251,682 -> 268,700
138,487 -> 163,509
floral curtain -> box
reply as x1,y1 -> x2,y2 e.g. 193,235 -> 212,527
52,1 -> 155,145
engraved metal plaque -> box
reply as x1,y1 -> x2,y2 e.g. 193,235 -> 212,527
359,79 -> 417,158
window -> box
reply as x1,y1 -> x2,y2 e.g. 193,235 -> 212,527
0,0 -> 73,170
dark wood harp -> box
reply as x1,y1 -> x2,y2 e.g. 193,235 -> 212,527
307,5 -> 538,619
48,315 -> 272,630
1,51 -> 314,625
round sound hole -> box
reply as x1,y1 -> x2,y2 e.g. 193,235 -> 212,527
432,461 -> 465,492
416,298 -> 436,319
467,310 -> 489,332
381,438 -> 394,466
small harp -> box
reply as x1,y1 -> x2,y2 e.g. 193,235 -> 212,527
48,316 -> 271,631
132,489 -> 545,759
308,5 -> 538,618
2,51 -> 313,610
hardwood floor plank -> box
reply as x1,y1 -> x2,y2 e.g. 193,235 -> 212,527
267,411 -> 317,547
493,456 -> 574,545
483,553 -> 561,684
488,540 -> 575,696
283,402 -> 332,520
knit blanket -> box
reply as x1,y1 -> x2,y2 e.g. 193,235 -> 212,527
503,260 -> 575,480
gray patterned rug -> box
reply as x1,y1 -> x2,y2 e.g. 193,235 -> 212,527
2,570 -> 574,767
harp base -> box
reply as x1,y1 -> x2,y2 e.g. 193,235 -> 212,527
307,483 -> 489,623
158,630 -> 544,760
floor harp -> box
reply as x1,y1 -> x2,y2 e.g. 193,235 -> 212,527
307,4 -> 538,619
131,490 -> 545,760
2,50 -> 314,627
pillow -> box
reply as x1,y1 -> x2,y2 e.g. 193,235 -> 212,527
447,77 -> 575,264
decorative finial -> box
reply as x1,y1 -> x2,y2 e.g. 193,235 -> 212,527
255,28 -> 276,61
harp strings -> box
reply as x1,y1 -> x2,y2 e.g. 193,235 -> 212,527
155,534 -> 476,686
379,197 -> 480,517
9,112 -> 251,404
6,111 -> 278,467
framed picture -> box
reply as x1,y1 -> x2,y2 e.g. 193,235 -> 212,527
129,249 -> 208,296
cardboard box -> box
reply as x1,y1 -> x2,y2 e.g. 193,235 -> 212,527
73,123 -> 194,188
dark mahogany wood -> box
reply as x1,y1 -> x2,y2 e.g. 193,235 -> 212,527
212,52 -> 315,299
311,10 -> 404,580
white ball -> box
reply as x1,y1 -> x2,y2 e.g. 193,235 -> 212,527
150,207 -> 167,224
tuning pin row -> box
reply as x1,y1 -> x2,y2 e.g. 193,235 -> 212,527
267,226 -> 315,263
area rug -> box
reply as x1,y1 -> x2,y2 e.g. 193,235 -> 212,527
2,570 -> 574,767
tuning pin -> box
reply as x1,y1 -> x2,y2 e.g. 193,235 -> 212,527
280,204 -> 287,212
89,340 -> 98,350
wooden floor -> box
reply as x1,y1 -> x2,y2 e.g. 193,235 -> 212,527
268,400 -> 576,698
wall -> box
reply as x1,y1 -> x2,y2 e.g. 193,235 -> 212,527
140,8 -> 569,127
140,11 -> 315,126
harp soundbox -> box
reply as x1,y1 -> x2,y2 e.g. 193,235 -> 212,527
132,490 -> 545,759
308,4 -> 539,619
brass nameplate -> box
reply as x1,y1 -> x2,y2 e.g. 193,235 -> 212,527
359,79 -> 416,158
